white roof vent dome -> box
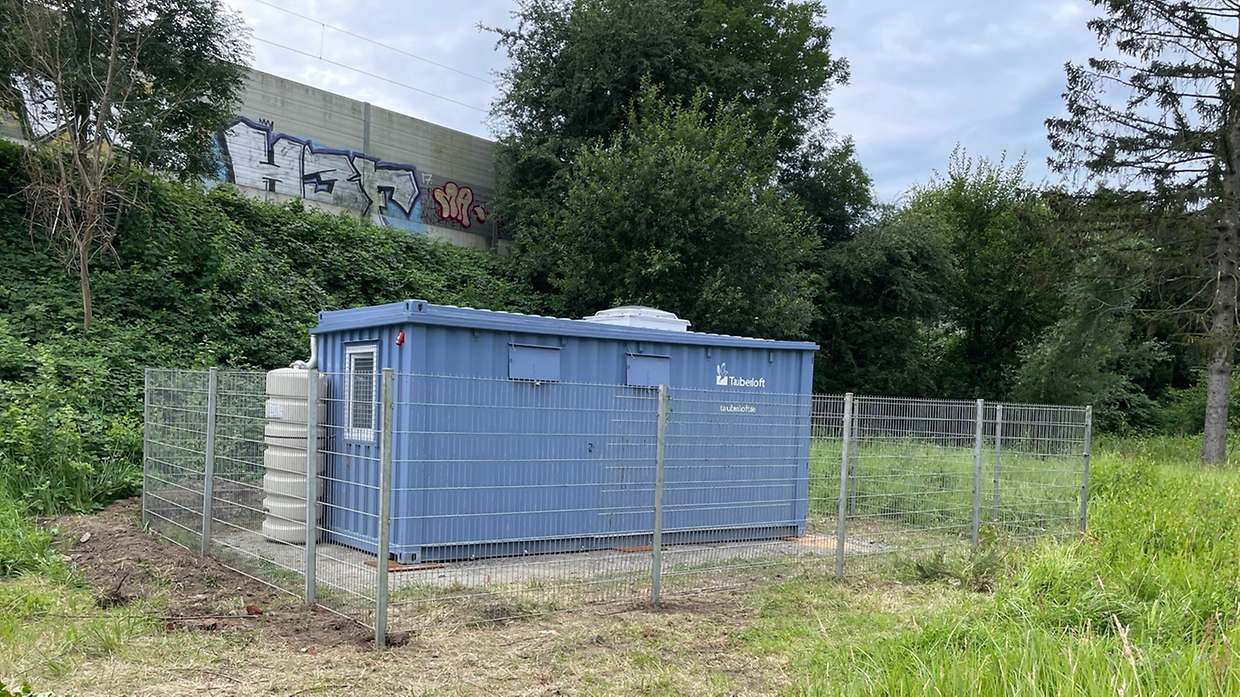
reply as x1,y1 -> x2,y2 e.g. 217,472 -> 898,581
582,306 -> 691,332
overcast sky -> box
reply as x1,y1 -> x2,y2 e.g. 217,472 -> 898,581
223,0 -> 1104,201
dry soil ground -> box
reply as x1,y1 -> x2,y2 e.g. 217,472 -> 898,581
6,498 -> 827,696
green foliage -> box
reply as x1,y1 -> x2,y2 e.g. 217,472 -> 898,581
0,141 -> 540,515
523,83 -> 818,338
812,206 -> 951,395
747,441 -> 1240,694
1047,1 -> 1233,190
491,0 -> 846,158
101,181 -> 537,369
906,151 -> 1066,400
0,320 -> 144,514
492,0 -> 849,291
1047,1 -> 1240,461
0,0 -> 250,177
906,528 -> 1006,593
0,495 -> 58,577
779,136 -> 873,246
1013,317 -> 1168,432
1158,371 -> 1240,435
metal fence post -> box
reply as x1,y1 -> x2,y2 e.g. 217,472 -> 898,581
651,384 -> 670,605
993,403 -> 1003,523
835,393 -> 853,580
375,368 -> 395,648
142,369 -> 151,528
848,414 -> 858,517
1081,405 -> 1092,534
972,398 -> 983,549
201,368 -> 219,556
304,368 -> 319,606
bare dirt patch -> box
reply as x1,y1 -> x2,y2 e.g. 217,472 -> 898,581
9,499 -> 805,696
42,497 -> 370,650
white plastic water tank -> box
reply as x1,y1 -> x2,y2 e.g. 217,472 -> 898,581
582,306 -> 691,331
262,368 -> 327,544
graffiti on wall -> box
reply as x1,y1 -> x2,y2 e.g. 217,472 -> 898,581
218,117 -> 420,225
217,116 -> 499,238
430,181 -> 488,229
420,174 -> 495,236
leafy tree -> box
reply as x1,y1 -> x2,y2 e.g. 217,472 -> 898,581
906,151 -> 1065,400
780,136 -> 873,246
812,205 -> 951,395
531,84 -> 818,338
0,0 -> 249,331
490,0 -> 848,281
1046,0 -> 1240,462
1020,187 -> 1208,418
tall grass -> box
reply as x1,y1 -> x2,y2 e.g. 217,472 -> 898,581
807,438 -> 1081,538
750,440 -> 1240,695
0,496 -> 61,578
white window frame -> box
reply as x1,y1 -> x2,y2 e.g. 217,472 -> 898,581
345,344 -> 378,441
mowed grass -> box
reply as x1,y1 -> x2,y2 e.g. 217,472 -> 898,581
2,436 -> 1240,696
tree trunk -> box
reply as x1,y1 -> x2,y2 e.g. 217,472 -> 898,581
78,242 -> 92,333
1203,185 -> 1240,463
1204,25 -> 1240,464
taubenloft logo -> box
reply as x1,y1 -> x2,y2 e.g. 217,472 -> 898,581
715,363 -> 766,388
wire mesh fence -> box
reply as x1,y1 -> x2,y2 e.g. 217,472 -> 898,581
143,368 -> 1090,645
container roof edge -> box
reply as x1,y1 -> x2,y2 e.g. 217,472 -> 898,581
311,300 -> 818,351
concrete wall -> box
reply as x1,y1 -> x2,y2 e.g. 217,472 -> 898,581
0,110 -> 23,144
217,69 -> 506,253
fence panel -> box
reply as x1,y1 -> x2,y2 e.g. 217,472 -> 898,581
651,387 -> 828,597
143,369 -> 210,548
380,374 -> 660,633
840,396 -> 982,576
991,403 -> 1089,541
143,369 -> 1089,638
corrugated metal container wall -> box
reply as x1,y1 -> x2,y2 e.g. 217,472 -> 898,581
314,300 -> 817,562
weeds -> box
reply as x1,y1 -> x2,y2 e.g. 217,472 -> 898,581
746,441 -> 1240,695
0,496 -> 60,578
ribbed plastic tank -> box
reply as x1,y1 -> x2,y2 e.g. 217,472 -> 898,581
262,368 -> 326,543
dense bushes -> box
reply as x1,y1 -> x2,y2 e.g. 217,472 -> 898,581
0,139 -> 543,520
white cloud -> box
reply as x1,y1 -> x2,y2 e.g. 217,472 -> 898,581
224,0 -> 1104,198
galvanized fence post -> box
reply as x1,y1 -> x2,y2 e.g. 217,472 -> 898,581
993,403 -> 1003,523
1081,405 -> 1092,534
651,384 -> 669,605
972,398 -> 983,549
848,413 -> 858,517
835,393 -> 854,580
304,368 -> 319,606
201,368 -> 219,556
142,369 -> 151,528
374,369 -> 394,644
375,368 -> 395,647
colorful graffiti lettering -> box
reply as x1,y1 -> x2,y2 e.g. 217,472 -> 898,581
218,116 -> 419,223
430,181 -> 488,230
217,116 -> 496,238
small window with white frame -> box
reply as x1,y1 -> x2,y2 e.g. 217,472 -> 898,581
345,344 -> 377,441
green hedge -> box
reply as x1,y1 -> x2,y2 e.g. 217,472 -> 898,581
0,139 -> 543,515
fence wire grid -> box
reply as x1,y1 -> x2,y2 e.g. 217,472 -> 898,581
143,368 -> 1090,645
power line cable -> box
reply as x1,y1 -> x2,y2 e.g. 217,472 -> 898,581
241,0 -> 497,85
252,36 -> 490,114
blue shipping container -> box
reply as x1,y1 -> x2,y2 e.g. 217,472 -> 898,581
313,300 -> 817,562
